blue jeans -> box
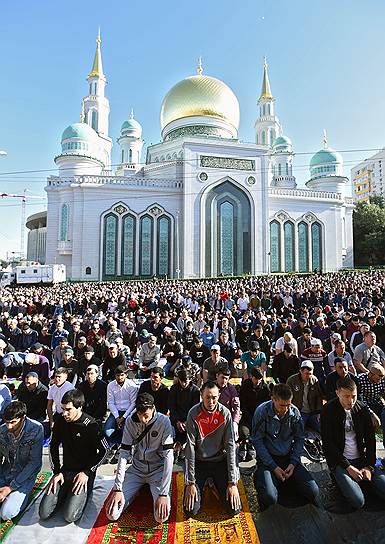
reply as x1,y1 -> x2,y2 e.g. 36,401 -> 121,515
103,411 -> 125,446
0,475 -> 35,520
333,459 -> 385,509
254,455 -> 319,508
301,412 -> 321,433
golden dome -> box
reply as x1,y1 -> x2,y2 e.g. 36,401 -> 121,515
160,74 -> 240,131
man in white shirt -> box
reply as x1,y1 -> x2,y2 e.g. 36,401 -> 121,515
47,367 -> 74,429
104,366 -> 138,453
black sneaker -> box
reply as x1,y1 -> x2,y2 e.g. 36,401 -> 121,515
238,443 -> 247,462
245,443 -> 256,462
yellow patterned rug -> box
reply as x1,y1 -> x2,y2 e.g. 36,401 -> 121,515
175,472 -> 259,544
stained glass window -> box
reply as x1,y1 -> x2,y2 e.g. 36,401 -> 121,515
60,204 -> 68,242
104,214 -> 117,276
311,222 -> 322,271
91,110 -> 98,131
219,202 -> 234,275
158,216 -> 170,276
270,221 -> 280,272
284,221 -> 295,272
298,222 -> 309,272
122,215 -> 135,276
140,216 -> 153,276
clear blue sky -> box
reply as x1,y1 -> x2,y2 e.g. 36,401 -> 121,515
1,0 -> 385,259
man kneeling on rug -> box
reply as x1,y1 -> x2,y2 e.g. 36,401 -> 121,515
39,389 -> 109,523
184,380 -> 241,517
0,401 -> 43,520
106,392 -> 174,524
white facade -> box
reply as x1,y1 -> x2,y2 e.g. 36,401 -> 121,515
44,36 -> 354,280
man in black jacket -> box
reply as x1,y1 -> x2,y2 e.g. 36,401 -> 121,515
321,376 -> 385,509
272,344 -> 300,384
168,368 -> 200,461
138,367 -> 169,415
239,367 -> 271,461
39,389 -> 108,523
16,372 -> 48,424
77,364 -> 107,423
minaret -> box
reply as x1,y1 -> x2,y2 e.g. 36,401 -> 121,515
82,29 -> 112,167
116,109 -> 144,175
255,58 -> 282,146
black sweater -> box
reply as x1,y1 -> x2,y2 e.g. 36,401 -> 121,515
138,380 -> 170,415
168,381 -> 200,425
320,398 -> 376,471
77,379 -> 107,421
50,412 -> 108,476
16,381 -> 48,421
239,379 -> 271,427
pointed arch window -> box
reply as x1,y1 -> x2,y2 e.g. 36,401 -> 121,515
91,110 -> 98,131
122,214 -> 136,276
298,222 -> 309,272
121,149 -> 124,163
270,129 -> 274,145
157,216 -> 170,276
60,204 -> 68,242
103,214 -> 118,276
261,131 -> 266,145
219,201 -> 234,276
139,216 -> 153,276
129,149 -> 133,163
311,222 -> 322,271
284,221 -> 295,272
270,221 -> 280,272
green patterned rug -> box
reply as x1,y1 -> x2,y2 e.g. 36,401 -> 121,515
0,471 -> 51,542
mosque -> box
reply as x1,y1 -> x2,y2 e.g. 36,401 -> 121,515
41,32 -> 354,280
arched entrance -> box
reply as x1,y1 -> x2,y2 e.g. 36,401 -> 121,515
203,180 -> 252,276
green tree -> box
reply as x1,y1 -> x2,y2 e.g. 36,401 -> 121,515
353,200 -> 385,265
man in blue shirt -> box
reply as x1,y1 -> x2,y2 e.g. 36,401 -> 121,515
241,341 -> 267,379
251,383 -> 320,509
199,325 -> 215,349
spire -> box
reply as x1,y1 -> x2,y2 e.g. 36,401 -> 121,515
323,129 -> 328,149
259,57 -> 273,101
88,28 -> 104,79
130,108 -> 134,119
197,56 -> 203,76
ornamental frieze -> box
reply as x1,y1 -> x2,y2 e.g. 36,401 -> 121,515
200,155 -> 255,171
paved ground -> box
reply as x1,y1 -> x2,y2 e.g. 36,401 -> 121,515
41,442 -> 385,544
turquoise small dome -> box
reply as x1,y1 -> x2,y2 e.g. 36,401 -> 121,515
273,135 -> 292,147
61,123 -> 97,142
121,115 -> 142,137
310,147 -> 342,167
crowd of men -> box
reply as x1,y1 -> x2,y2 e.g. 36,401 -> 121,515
0,270 -> 385,523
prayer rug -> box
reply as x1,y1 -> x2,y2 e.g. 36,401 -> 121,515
175,474 -> 259,544
86,472 -> 179,544
87,472 -> 259,544
0,470 -> 51,542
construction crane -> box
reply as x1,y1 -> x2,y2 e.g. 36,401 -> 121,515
0,190 -> 45,258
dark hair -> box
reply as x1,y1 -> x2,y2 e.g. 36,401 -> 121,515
336,376 -> 357,391
151,366 -> 164,378
249,341 -> 260,351
3,401 -> 27,421
61,389 -> 85,408
303,328 -> 312,334
114,365 -> 127,375
55,367 -> 69,376
177,368 -> 190,381
334,357 -> 346,365
136,393 -> 155,413
216,367 -> 230,377
283,343 -> 293,352
250,367 -> 263,379
201,380 -> 219,394
0,362 -> 6,380
272,383 -> 293,401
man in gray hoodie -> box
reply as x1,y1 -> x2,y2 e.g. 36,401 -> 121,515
105,393 -> 174,523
